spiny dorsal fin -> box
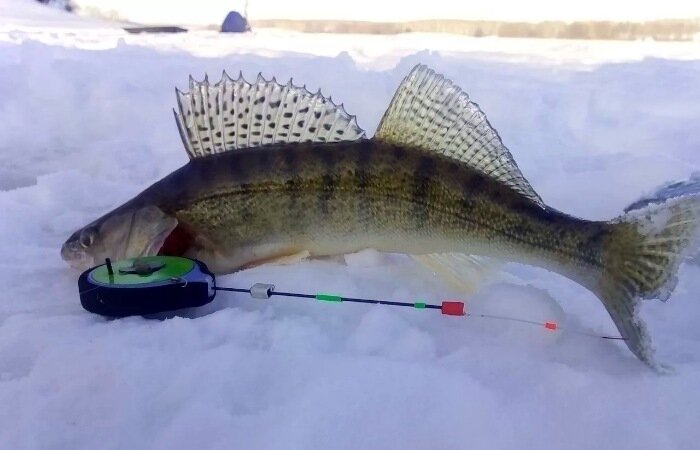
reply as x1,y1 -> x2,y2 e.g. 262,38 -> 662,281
375,64 -> 544,207
174,72 -> 366,159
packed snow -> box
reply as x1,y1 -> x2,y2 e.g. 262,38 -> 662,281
1,2 -> 700,449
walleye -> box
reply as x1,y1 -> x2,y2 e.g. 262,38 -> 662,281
62,65 -> 700,368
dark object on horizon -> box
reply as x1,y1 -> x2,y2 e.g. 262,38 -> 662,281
124,26 -> 188,34
35,0 -> 72,12
221,11 -> 250,33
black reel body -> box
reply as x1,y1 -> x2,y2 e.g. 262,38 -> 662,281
78,256 -> 216,317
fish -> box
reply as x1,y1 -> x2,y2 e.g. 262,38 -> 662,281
61,64 -> 700,368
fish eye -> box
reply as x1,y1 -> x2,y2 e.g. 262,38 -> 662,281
79,229 -> 96,248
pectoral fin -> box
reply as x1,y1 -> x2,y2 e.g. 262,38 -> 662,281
261,250 -> 312,266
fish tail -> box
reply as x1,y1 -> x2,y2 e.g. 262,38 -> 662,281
596,194 -> 700,368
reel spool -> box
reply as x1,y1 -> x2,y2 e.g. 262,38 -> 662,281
78,256 -> 216,317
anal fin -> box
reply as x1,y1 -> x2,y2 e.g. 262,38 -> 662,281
411,253 -> 502,296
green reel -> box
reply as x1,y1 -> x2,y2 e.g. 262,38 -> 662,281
78,256 -> 216,317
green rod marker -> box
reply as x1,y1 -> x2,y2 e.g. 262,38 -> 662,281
414,302 -> 426,309
316,294 -> 342,302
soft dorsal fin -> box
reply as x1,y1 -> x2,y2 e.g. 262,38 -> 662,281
375,64 -> 544,207
174,72 -> 366,159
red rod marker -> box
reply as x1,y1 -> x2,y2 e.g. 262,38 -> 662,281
544,321 -> 558,330
441,301 -> 465,316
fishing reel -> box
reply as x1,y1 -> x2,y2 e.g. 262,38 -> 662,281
78,256 -> 216,317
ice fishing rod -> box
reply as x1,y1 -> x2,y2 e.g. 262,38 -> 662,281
77,256 -> 626,341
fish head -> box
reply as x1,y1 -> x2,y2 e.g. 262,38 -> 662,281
61,205 -> 179,270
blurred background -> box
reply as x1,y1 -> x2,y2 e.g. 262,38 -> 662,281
29,0 -> 700,40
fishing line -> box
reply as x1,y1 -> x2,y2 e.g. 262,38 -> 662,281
213,284 -> 626,341
77,256 -> 626,341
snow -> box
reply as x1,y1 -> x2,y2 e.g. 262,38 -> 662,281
0,0 -> 122,28
2,2 -> 700,449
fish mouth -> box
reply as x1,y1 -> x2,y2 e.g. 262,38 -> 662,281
60,216 -> 192,271
59,225 -> 189,270
60,242 -> 94,270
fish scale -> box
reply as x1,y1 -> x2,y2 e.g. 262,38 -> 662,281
158,141 -> 606,272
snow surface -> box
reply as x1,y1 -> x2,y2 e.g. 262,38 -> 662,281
2,2 -> 700,449
0,0 -> 122,28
